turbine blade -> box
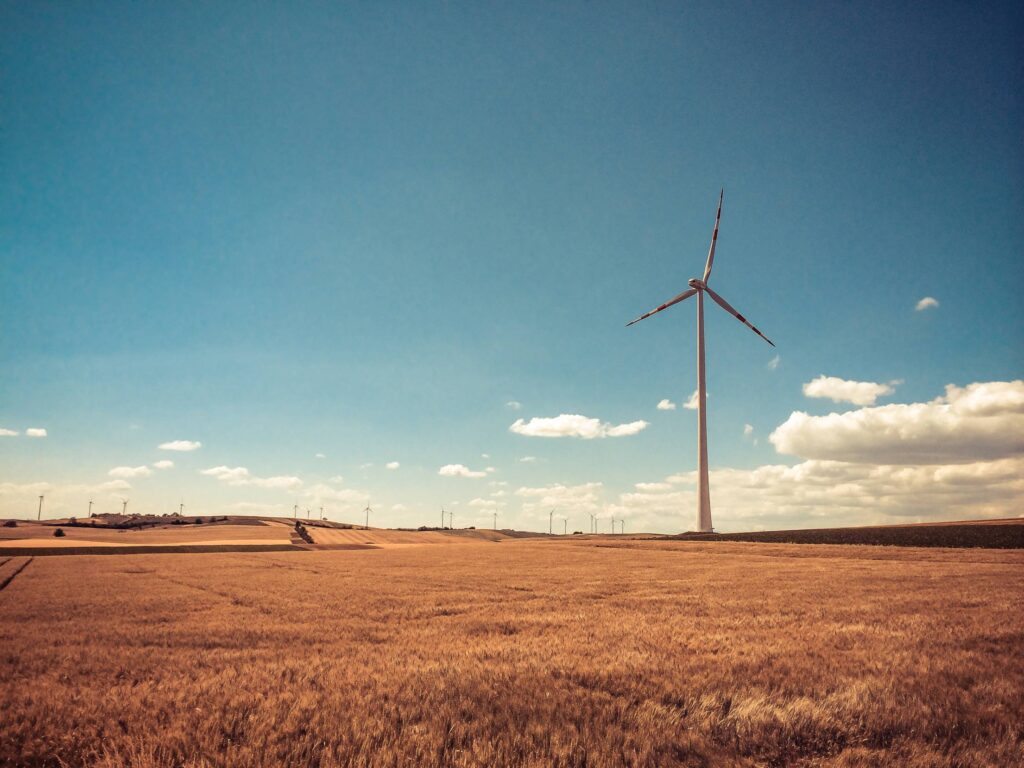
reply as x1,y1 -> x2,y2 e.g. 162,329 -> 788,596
626,288 -> 698,326
704,285 -> 775,347
702,188 -> 723,283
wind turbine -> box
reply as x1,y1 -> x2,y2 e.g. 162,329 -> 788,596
364,504 -> 372,530
440,507 -> 446,529
627,190 -> 774,533
88,499 -> 93,518
549,509 -> 554,535
122,499 -> 128,516
492,511 -> 497,530
37,495 -> 44,521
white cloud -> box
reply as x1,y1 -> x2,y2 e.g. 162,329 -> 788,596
519,456 -> 537,463
767,355 -> 781,371
315,453 -> 326,459
468,497 -> 503,510
657,399 -> 677,411
385,461 -> 400,470
159,440 -> 201,452
509,414 -> 648,439
0,428 -> 18,437
359,462 -> 374,469
683,390 -> 700,410
438,464 -> 492,478
200,466 -> 303,490
516,482 -> 604,518
744,424 -> 754,437
302,483 -> 368,506
772,381 -> 1024,464
391,503 -> 408,512
0,479 -> 132,518
329,475 -> 345,484
481,453 -> 490,459
152,460 -> 174,470
635,482 -> 671,491
915,296 -> 939,311
506,401 -> 522,410
108,465 -> 153,479
26,428 -> 47,438
802,375 -> 898,406
647,457 -> 1024,529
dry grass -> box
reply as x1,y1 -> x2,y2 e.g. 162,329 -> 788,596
1,539 -> 1022,767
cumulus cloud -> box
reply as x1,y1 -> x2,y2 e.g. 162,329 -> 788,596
0,479 -> 132,518
683,390 -> 700,410
152,460 -> 174,470
438,464 -> 492,478
159,440 -> 201,452
302,484 -> 369,506
0,428 -> 18,437
802,375 -> 898,406
645,457 -> 1024,529
26,428 -> 47,437
516,482 -> 604,518
200,466 -> 302,490
915,297 -> 939,311
744,424 -> 754,437
108,465 -> 153,479
385,461 -> 400,470
509,414 -> 648,439
506,401 -> 522,410
468,497 -> 503,510
772,381 -> 1024,464
657,399 -> 677,411
635,482 -> 671,491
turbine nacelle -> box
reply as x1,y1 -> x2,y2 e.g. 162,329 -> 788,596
687,278 -> 706,290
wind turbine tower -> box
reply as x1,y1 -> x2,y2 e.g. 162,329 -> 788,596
364,504 -> 372,530
37,495 -> 44,521
122,499 -> 128,516
88,499 -> 93,518
549,509 -> 554,535
627,190 -> 774,533
492,511 -> 497,530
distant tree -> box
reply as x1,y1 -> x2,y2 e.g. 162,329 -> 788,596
53,528 -> 65,537
194,517 -> 204,524
2,520 -> 16,528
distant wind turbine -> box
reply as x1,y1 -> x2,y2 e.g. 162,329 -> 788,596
88,499 -> 93,518
122,499 -> 128,516
364,504 -> 372,530
37,495 -> 44,521
549,509 -> 555,535
627,190 -> 774,533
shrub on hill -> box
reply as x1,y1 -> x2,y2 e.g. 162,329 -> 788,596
3,520 -> 16,528
53,528 -> 65,538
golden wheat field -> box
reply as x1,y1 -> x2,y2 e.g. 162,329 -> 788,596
1,538 -> 1022,767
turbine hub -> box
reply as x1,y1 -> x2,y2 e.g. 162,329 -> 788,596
688,278 -> 705,290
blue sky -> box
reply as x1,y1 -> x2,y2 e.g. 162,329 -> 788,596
2,2 -> 1022,531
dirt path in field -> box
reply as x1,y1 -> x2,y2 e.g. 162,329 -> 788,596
0,557 -> 33,591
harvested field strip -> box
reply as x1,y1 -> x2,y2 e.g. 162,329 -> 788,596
0,557 -> 32,592
0,544 -> 306,557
